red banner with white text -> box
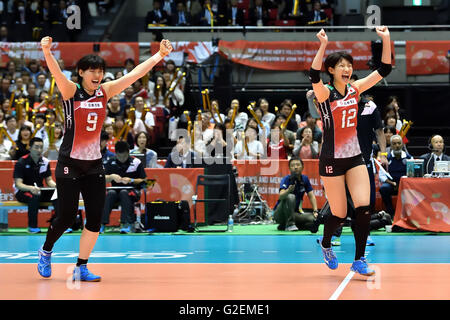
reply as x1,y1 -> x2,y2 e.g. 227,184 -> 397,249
405,41 -> 450,75
0,42 -> 139,68
218,40 -> 395,71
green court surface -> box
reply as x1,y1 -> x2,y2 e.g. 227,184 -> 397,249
1,224 -> 448,236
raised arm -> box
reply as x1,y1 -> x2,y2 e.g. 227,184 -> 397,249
103,40 -> 173,99
41,36 -> 77,100
309,29 -> 330,103
353,26 -> 392,94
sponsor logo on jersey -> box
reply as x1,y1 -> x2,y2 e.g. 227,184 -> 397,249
79,101 -> 103,109
336,98 -> 357,107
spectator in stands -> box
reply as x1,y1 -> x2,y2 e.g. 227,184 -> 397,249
297,111 -> 323,144
0,78 -> 12,102
101,141 -> 147,234
22,59 -> 45,84
187,0 -> 202,19
113,115 -> 134,149
257,97 -> 275,127
165,136 -> 197,168
0,25 -> 12,42
280,0 -> 307,24
162,0 -> 177,17
146,0 -> 169,26
5,61 -> 21,81
165,59 -> 185,91
379,135 -> 412,218
234,125 -> 264,160
267,122 -> 289,159
134,96 -> 155,135
383,104 -> 402,132
11,77 -> 28,98
34,113 -> 49,143
149,75 -> 167,107
114,70 -> 124,80
253,106 -> 270,138
13,137 -> 57,233
100,130 -> 115,163
197,0 -> 217,26
204,122 -> 230,158
172,1 -> 192,26
0,108 -> 5,125
211,99 -> 226,124
250,0 -> 269,26
0,127 -> 13,160
306,1 -> 327,25
12,0 -> 33,25
231,98 -> 248,132
119,86 -> 135,112
36,74 -> 50,97
103,122 -> 117,153
381,125 -> 396,154
420,134 -> 449,174
273,157 -> 319,231
226,0 -> 244,26
279,100 -> 299,132
273,114 -> 295,156
293,126 -> 320,159
1,99 -> 11,116
122,58 -> 135,76
131,131 -> 159,168
5,115 -> 19,142
132,78 -> 149,102
21,71 -> 31,87
384,115 -> 397,130
106,95 -> 124,122
386,95 -> 406,122
246,117 -> 267,147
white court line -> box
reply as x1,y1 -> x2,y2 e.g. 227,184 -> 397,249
329,271 -> 355,300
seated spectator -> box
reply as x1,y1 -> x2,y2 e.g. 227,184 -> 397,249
226,0 -> 244,26
267,122 -> 289,159
204,122 -> 230,158
250,0 -> 269,26
379,135 -> 412,218
100,131 -> 115,164
113,115 -> 135,149
279,100 -> 299,132
5,61 -> 21,81
106,95 -> 124,122
386,95 -> 407,122
273,114 -> 295,156
165,59 -> 185,91
211,99 -> 226,124
1,99 -> 11,116
35,74 -> 50,97
231,98 -> 248,132
306,1 -> 328,25
257,97 -> 275,127
0,125 -> 13,160
0,78 -> 12,102
13,137 -> 57,233
0,25 -> 12,42
5,115 -> 19,142
171,1 -> 192,26
131,131 -> 159,168
33,113 -> 49,142
26,82 -> 38,107
377,125 -> 396,155
420,134 -> 449,174
162,0 -> 176,17
44,121 -> 63,160
10,124 -> 32,160
101,141 -> 147,234
146,0 -> 169,26
22,59 -> 46,84
197,0 -> 217,26
149,75 -> 167,107
119,86 -> 135,112
293,127 -> 319,159
165,136 -> 197,168
280,0 -> 308,24
132,79 -> 149,101
383,104 -> 402,132
384,115 -> 397,130
103,123 -> 118,153
273,157 -> 319,231
234,125 -> 264,160
297,111 -> 323,143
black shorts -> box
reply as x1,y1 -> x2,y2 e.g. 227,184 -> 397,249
55,155 -> 104,179
319,154 -> 366,177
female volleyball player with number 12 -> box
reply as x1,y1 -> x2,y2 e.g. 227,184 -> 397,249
37,36 -> 172,281
310,26 -> 391,276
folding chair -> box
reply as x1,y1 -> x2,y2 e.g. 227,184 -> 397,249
192,174 -> 231,232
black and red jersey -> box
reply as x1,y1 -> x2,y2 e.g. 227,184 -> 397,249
59,84 -> 107,160
317,83 -> 362,159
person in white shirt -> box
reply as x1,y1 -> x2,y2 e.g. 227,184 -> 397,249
5,115 -> 19,142
234,126 -> 264,160
133,96 -> 155,135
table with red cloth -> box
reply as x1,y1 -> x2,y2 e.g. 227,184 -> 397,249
393,177 -> 450,232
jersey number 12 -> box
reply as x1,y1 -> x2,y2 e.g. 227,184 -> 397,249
341,108 -> 356,129
86,112 -> 98,132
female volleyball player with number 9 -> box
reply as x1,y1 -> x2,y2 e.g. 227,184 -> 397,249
37,36 -> 172,281
309,27 -> 391,276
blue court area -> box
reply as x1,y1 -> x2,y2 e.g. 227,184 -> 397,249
1,235 -> 450,264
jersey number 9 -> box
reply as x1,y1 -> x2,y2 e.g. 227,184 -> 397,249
86,112 -> 98,132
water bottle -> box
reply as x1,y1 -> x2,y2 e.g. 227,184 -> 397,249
227,215 -> 234,232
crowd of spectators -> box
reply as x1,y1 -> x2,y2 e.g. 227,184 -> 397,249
146,0 -> 335,28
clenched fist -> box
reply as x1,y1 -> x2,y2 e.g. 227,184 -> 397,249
375,26 -> 390,39
40,36 -> 52,51
316,29 -> 328,45
159,39 -> 173,57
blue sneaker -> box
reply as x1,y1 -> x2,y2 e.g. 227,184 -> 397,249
351,257 -> 375,276
331,236 -> 341,246
28,227 -> 41,234
120,225 -> 131,234
73,265 -> 101,282
318,238 -> 338,270
99,225 -> 105,234
366,236 -> 375,246
37,247 -> 52,278
64,228 -> 73,234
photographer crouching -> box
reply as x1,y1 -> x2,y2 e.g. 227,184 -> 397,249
273,157 -> 320,232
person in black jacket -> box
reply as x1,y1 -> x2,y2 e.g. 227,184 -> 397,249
226,0 -> 245,26
165,136 -> 197,168
146,0 -> 169,26
171,1 -> 192,26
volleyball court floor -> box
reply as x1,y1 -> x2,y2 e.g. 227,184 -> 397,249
0,234 -> 449,300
